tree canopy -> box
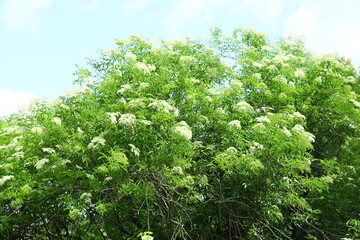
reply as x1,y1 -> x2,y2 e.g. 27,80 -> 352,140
0,27 -> 359,240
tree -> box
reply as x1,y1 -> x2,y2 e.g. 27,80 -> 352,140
0,27 -> 359,239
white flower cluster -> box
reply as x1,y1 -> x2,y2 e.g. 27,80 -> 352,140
107,112 -> 121,124
234,101 -> 254,113
148,100 -> 179,116
35,158 -> 49,169
135,62 -> 156,74
173,121 -> 192,140
226,147 -> 238,152
125,52 -> 137,61
60,86 -> 89,97
88,136 -> 106,149
117,84 -> 132,94
294,70 -> 306,78
138,82 -> 150,90
129,144 -> 140,157
179,56 -> 197,64
0,175 -> 14,186
292,125 -> 315,142
42,148 -> 56,154
80,192 -> 92,204
255,116 -> 271,123
208,88 -> 222,95
52,117 -> 62,126
350,99 -> 360,108
31,127 -> 43,134
118,113 -> 136,126
227,120 -> 241,130
128,99 -> 145,108
282,127 -> 292,137
291,112 -> 306,121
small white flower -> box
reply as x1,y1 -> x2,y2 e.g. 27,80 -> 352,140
52,117 -> 62,126
128,144 -> 140,157
12,152 -> 24,159
125,52 -> 137,61
179,56 -> 197,64
138,82 -> 150,90
256,116 -> 271,123
173,121 -> 192,140
345,76 -> 356,83
252,123 -> 266,132
128,99 -> 145,108
60,104 -> 70,109
252,73 -> 261,80
42,148 -> 56,154
227,120 -> 241,130
117,84 -> 132,94
282,127 -> 292,137
191,78 -> 200,83
77,128 -> 84,133
148,100 -> 178,116
291,112 -> 306,120
80,192 -> 92,203
118,113 -> 136,126
138,120 -> 152,125
0,175 -> 14,186
135,62 -> 155,74
234,101 -> 254,113
226,147 -> 238,152
107,112 -> 121,124
31,127 -> 43,134
350,99 -> 360,108
35,158 -> 49,169
294,70 -> 306,78
88,136 -> 106,149
292,124 -> 305,133
172,166 -> 184,175
253,62 -> 263,68
208,88 -> 222,95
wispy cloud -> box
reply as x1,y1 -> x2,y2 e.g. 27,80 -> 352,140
1,0 -> 52,32
0,88 -> 38,116
283,0 -> 360,65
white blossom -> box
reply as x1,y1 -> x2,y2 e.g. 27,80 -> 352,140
0,175 -> 14,186
172,166 -> 184,175
138,120 -> 152,125
179,56 -> 197,64
226,147 -> 238,152
35,158 -> 49,169
138,82 -> 150,90
292,125 -> 315,142
107,112 -> 121,124
234,101 -> 254,112
148,100 -> 178,116
256,116 -> 271,123
282,127 -> 292,137
208,88 -> 222,95
252,123 -> 266,132
135,62 -> 155,74
42,148 -> 56,154
60,86 -> 89,97
31,127 -> 43,134
204,96 -> 213,102
350,99 -> 360,108
80,192 -> 92,204
252,73 -> 261,80
117,84 -> 132,94
88,136 -> 106,149
291,112 -> 306,120
128,99 -> 145,108
227,120 -> 241,130
128,144 -> 140,157
125,52 -> 137,61
60,104 -> 70,109
345,76 -> 356,83
294,70 -> 306,78
52,117 -> 62,126
253,62 -> 263,68
118,113 -> 136,126
173,121 -> 192,140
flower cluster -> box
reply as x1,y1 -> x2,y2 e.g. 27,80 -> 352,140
227,120 -> 241,130
148,100 -> 179,116
88,136 -> 106,149
234,101 -> 254,112
173,121 -> 192,140
135,62 -> 156,74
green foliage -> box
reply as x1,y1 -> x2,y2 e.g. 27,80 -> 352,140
0,27 -> 359,239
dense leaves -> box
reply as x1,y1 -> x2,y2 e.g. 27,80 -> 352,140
0,27 -> 359,239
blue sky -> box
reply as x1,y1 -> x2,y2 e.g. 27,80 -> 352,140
1,0 -> 360,116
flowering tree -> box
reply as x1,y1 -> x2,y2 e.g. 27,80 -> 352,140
0,27 -> 359,239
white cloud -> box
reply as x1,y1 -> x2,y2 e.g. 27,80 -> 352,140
0,88 -> 38,116
1,0 -> 52,32
283,0 -> 360,66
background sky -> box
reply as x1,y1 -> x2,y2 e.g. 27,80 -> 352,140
1,0 -> 360,116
